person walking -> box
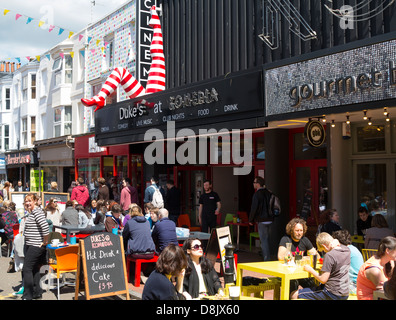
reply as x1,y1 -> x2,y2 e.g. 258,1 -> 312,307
70,177 -> 90,207
198,180 -> 221,233
248,176 -> 275,261
165,180 -> 181,224
120,178 -> 138,211
97,177 -> 110,201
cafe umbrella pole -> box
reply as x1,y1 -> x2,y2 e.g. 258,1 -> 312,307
224,243 -> 236,285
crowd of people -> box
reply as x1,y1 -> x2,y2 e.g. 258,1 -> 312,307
1,174 -> 396,301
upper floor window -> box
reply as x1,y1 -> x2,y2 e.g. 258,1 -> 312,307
31,116 -> 36,144
22,118 -> 28,146
54,106 -> 72,137
104,34 -> 115,70
22,75 -> 28,101
65,55 -> 73,84
5,88 -> 10,110
4,125 -> 9,151
31,74 -> 36,99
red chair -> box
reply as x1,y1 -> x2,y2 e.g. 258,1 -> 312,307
177,214 -> 201,232
126,254 -> 158,287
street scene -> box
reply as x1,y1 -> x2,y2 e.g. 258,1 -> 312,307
0,0 -> 395,308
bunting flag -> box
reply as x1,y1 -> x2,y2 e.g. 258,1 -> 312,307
68,31 -> 74,39
3,9 -> 10,16
70,52 -> 74,58
38,20 -> 45,28
49,25 -> 55,32
35,55 -> 41,62
45,54 -> 51,60
15,14 -> 22,20
26,17 -> 33,24
59,52 -> 64,59
58,28 -> 64,35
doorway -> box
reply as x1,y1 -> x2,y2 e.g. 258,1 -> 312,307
289,128 -> 328,226
171,166 -> 211,227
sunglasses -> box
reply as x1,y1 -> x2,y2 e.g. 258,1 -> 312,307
191,244 -> 202,250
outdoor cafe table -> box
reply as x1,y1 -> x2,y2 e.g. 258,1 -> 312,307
236,261 -> 311,300
177,231 -> 211,242
227,221 -> 250,251
52,224 -> 105,243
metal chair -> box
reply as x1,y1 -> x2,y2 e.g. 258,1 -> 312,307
362,249 -> 377,261
48,245 -> 79,300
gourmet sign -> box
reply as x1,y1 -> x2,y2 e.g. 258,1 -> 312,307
265,38 -> 396,117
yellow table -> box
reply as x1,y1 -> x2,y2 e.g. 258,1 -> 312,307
236,261 -> 311,300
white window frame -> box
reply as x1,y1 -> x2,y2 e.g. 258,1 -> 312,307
4,124 -> 9,151
104,34 -> 115,71
53,106 -> 72,138
22,117 -> 28,146
22,75 -> 28,101
31,74 -> 36,99
64,55 -> 73,84
5,88 -> 10,110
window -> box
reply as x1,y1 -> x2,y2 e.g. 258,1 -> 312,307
40,69 -> 47,97
54,106 -> 72,137
5,88 -> 10,110
53,57 -> 62,87
31,116 -> 36,144
64,105 -> 72,135
65,55 -> 73,84
356,125 -> 386,153
104,34 -> 115,70
31,74 -> 36,99
78,50 -> 85,81
4,125 -> 9,150
22,75 -> 28,101
22,118 -> 28,146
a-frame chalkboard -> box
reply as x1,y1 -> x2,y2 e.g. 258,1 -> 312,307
75,232 -> 130,300
205,226 -> 237,282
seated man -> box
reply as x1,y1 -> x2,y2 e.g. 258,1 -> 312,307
151,208 -> 178,253
278,218 -> 319,293
60,201 -> 79,226
278,218 -> 318,260
291,232 -> 351,300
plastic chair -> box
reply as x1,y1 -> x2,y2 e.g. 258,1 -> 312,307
249,223 -> 260,251
237,211 -> 249,222
177,214 -> 201,231
362,249 -> 377,261
48,245 -> 79,300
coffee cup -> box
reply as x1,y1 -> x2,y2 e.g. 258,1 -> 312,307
51,239 -> 60,247
228,286 -> 240,300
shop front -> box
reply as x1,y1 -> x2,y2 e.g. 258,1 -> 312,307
74,134 -> 145,204
264,33 -> 396,232
35,137 -> 75,193
5,150 -> 38,190
94,67 -> 266,227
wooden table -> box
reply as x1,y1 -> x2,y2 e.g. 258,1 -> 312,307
236,261 -> 311,300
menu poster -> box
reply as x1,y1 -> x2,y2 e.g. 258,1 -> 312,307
42,192 -> 69,213
75,233 -> 130,300
10,192 -> 40,211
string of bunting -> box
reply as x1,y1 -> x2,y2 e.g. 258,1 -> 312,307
1,8 -> 112,63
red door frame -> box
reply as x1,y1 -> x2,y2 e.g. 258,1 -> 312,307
289,127 -> 327,226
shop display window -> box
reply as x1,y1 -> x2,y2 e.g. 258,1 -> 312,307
356,125 -> 385,153
294,132 -> 326,160
77,158 -> 100,186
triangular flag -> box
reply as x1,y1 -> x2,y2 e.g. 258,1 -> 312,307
26,17 -> 33,24
46,54 -> 51,60
80,50 -> 85,58
87,37 -> 92,43
96,39 -> 101,46
105,41 -> 109,47
38,21 -> 45,28
15,58 -> 20,63
58,28 -> 64,35
49,25 -> 55,32
15,14 -> 22,20
70,52 -> 74,58
36,55 -> 41,62
90,49 -> 96,54
59,52 -> 64,59
79,34 -> 84,41
26,56 -> 30,61
3,9 -> 10,16
68,31 -> 74,39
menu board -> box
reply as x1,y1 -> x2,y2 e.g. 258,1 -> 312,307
10,192 -> 40,211
75,233 -> 130,300
42,192 -> 69,213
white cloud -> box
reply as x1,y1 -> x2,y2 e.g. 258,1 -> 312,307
0,0 -> 128,61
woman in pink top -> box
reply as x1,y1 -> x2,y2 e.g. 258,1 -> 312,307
356,236 -> 396,300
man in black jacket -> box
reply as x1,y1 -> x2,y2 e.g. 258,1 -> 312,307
249,176 -> 273,261
165,180 -> 181,224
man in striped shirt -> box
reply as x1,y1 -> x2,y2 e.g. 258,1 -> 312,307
22,194 -> 49,300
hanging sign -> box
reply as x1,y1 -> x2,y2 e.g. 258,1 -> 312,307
304,120 -> 326,147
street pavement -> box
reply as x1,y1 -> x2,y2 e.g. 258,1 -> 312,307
0,241 -> 265,301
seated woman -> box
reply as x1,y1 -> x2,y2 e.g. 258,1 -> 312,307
142,244 -> 189,300
122,205 -> 155,259
316,209 -> 342,236
357,236 -> 396,300
104,203 -> 123,233
182,238 -> 224,299
365,214 -> 395,250
75,204 -> 94,228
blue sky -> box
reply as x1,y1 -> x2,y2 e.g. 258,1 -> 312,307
0,0 -> 127,63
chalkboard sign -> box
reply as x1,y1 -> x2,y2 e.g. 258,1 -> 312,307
75,233 -> 130,300
300,189 -> 312,221
205,226 -> 236,282
10,192 -> 40,211
42,192 -> 69,213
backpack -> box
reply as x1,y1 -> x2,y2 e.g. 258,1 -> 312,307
269,192 -> 281,217
151,186 -> 164,208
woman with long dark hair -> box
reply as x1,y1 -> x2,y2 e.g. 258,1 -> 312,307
182,238 -> 223,299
